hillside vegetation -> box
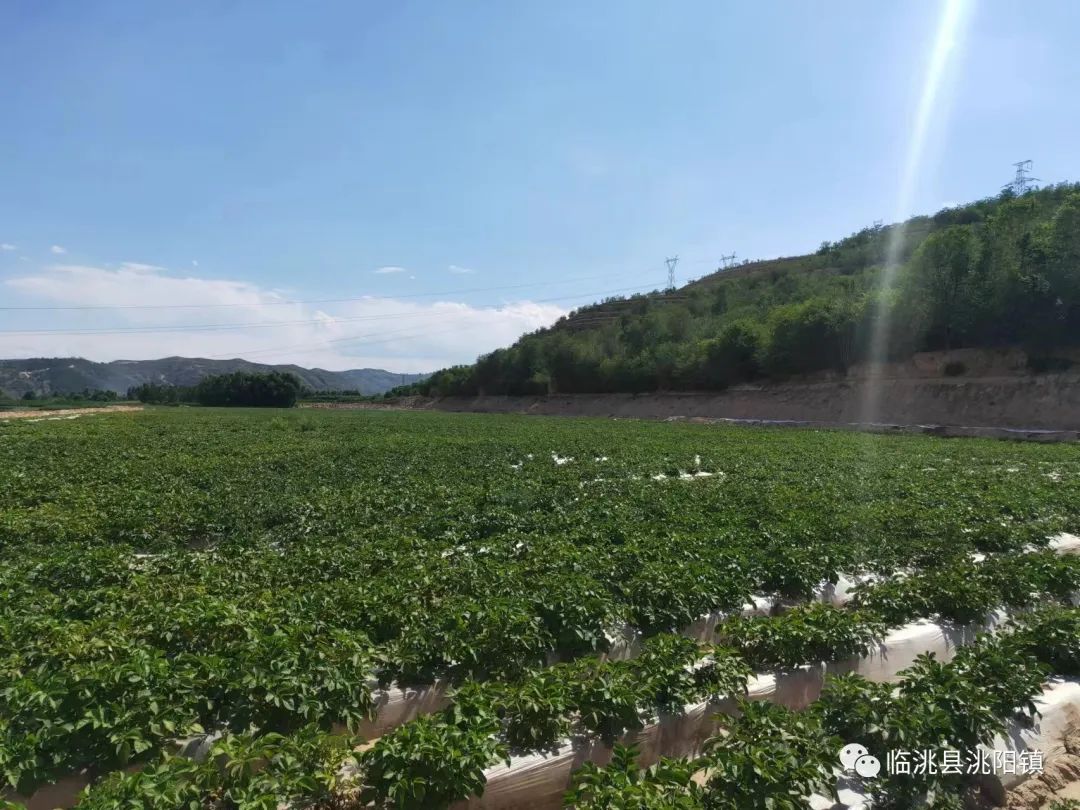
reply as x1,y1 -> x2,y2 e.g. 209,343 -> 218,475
413,183 -> 1080,397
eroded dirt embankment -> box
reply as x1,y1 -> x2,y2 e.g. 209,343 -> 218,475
318,350 -> 1080,438
424,375 -> 1079,429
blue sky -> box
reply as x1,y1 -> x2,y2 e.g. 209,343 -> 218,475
2,0 -> 1078,371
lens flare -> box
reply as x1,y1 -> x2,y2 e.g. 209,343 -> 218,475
860,0 -> 975,426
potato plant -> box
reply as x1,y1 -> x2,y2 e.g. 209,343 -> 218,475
1,408 -> 1079,804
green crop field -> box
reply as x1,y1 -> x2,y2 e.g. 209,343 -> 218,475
2,408 -> 1079,809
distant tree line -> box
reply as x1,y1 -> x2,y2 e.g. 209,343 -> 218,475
1,388 -> 122,406
128,371 -> 303,407
127,382 -> 195,405
16,388 -> 121,402
394,184 -> 1080,397
300,389 -> 369,403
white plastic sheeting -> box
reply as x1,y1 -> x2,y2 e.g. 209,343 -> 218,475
463,741 -> 583,810
829,612 -> 1009,684
13,535 -> 1080,809
606,595 -> 776,661
355,680 -> 452,738
1051,533 -> 1080,555
474,676 -> 1080,810
601,624 -> 643,662
683,595 -> 776,644
463,615 -> 1012,809
816,573 -> 881,608
808,775 -> 871,810
466,703 -> 725,810
174,731 -> 223,762
468,665 -> 845,809
465,539 -> 1080,809
746,665 -> 828,710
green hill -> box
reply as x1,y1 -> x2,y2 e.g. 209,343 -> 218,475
0,357 -> 427,398
411,183 -> 1080,397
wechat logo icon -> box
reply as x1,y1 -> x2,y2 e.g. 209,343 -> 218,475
839,743 -> 881,779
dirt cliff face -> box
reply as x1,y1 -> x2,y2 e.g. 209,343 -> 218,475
349,349 -> 1080,435
1005,727 -> 1080,809
419,378 -> 1077,431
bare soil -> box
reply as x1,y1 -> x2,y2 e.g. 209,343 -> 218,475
0,404 -> 144,420
318,349 -> 1080,439
1008,751 -> 1080,809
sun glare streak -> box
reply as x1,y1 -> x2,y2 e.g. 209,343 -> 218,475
861,0 -> 975,426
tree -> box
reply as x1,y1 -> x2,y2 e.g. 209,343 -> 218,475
903,225 -> 984,349
128,383 -> 194,404
1042,193 -> 1080,343
762,299 -> 857,377
194,372 -> 302,408
700,321 -> 763,388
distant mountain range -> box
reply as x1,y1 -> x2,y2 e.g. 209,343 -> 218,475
0,357 -> 428,397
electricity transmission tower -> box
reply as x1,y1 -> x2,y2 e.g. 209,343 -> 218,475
1003,160 -> 1039,195
665,256 -> 679,290
718,253 -> 738,271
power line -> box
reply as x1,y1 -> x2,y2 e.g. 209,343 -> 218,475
0,271 -> 642,312
208,277 -> 685,361
0,283 -> 659,337
209,309 -> 515,360
216,320 -> 491,362
717,253 -> 738,271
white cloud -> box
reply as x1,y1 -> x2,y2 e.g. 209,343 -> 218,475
448,264 -> 476,274
5,263 -> 288,322
50,245 -> 67,255
1,243 -> 15,251
119,261 -> 167,273
191,260 -> 199,267
373,265 -> 407,274
0,264 -> 568,373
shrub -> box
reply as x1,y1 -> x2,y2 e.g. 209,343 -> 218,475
942,360 -> 966,376
1027,355 -> 1074,373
